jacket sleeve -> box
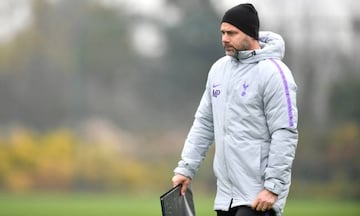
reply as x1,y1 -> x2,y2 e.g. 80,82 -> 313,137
173,76 -> 214,179
263,59 -> 298,195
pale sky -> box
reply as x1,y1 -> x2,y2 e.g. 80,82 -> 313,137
0,0 -> 32,44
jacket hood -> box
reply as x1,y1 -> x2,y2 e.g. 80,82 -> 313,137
235,31 -> 285,63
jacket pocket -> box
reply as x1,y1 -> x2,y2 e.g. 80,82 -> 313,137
227,140 -> 262,198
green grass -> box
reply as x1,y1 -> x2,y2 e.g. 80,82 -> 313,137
285,199 -> 360,216
0,193 -> 358,216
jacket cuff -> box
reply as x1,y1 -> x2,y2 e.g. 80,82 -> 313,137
264,180 -> 283,195
173,160 -> 196,179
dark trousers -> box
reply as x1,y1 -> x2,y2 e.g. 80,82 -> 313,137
216,206 -> 276,216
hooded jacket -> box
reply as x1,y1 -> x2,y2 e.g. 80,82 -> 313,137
174,31 -> 298,216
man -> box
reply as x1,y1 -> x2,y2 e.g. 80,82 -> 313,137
172,3 -> 298,216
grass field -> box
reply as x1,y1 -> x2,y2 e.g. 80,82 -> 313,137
0,193 -> 359,216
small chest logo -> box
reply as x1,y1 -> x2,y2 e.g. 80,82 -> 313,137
212,84 -> 221,98
241,82 -> 249,96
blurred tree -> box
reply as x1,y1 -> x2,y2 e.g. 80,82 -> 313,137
0,127 -> 152,192
329,79 -> 360,124
326,122 -> 360,181
4,128 -> 38,191
325,122 -> 360,198
158,0 -> 223,128
34,129 -> 76,190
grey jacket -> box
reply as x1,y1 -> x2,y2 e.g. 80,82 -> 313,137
174,31 -> 298,216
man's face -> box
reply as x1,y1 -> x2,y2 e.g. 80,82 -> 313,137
221,22 -> 252,57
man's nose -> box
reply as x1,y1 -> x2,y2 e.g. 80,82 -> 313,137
222,34 -> 229,43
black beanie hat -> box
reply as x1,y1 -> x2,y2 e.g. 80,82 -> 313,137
221,3 -> 259,40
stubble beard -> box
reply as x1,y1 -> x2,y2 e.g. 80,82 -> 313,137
224,46 -> 238,58
225,50 -> 235,57
224,37 -> 252,57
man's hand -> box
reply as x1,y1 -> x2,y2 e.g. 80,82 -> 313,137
172,174 -> 191,196
251,189 -> 278,212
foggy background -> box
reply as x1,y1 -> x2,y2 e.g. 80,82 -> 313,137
0,0 -> 359,202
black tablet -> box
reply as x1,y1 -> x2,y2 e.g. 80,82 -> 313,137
160,184 -> 195,216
